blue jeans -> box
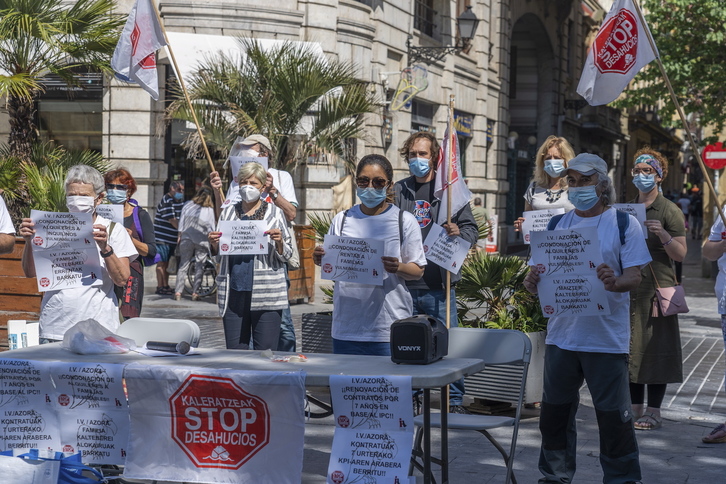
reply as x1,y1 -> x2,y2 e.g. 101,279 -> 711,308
333,339 -> 390,356
409,288 -> 465,406
277,267 -> 296,352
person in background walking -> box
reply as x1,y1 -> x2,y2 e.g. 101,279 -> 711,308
627,149 -> 687,431
689,188 -> 703,239
153,180 -> 184,295
175,187 -> 216,301
104,168 -> 157,319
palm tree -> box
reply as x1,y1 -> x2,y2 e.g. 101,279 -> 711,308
166,38 -> 377,171
0,0 -> 124,160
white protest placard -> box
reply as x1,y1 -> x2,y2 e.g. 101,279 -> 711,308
217,220 -> 268,255
612,204 -> 647,238
521,208 -> 565,244
50,363 -> 129,464
536,273 -> 611,318
321,235 -> 385,286
30,210 -> 103,291
95,204 -> 124,224
229,156 -> 268,183
123,365 -> 306,484
327,375 -> 413,484
0,359 -> 60,453
422,223 -> 470,274
485,214 -> 498,253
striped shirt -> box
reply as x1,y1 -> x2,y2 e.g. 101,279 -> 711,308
154,193 -> 183,244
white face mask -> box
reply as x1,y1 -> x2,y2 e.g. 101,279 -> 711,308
240,148 -> 260,158
239,185 -> 261,203
66,195 -> 96,214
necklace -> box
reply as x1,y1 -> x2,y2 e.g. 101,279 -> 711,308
235,201 -> 268,220
544,187 -> 565,203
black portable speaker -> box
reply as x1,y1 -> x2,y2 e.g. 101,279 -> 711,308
390,314 -> 449,364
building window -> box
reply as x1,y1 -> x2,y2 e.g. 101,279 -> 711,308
414,0 -> 437,38
411,100 -> 437,134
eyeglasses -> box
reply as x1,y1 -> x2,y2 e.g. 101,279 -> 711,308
356,176 -> 389,189
106,184 -> 128,190
631,168 -> 656,176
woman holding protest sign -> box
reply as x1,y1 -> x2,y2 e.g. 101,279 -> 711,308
104,168 -> 157,320
628,148 -> 687,431
208,162 -> 292,351
312,154 -> 426,355
514,136 -> 576,231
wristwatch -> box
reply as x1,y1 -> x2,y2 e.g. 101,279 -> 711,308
270,191 -> 278,201
101,246 -> 114,258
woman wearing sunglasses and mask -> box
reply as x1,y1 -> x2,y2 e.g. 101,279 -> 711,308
313,154 -> 426,356
628,148 -> 687,431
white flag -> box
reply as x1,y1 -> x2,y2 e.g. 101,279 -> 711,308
576,0 -> 657,106
111,0 -> 167,100
434,125 -> 472,225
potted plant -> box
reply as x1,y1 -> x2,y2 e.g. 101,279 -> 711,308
455,252 -> 547,406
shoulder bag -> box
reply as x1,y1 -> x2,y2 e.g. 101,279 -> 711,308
649,264 -> 689,317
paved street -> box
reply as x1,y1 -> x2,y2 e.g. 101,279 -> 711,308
138,237 -> 726,483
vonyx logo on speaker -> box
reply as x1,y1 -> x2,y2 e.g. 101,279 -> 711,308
397,345 -> 422,352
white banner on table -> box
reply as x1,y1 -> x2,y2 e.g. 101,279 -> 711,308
612,204 -> 647,238
329,376 -> 413,431
536,273 -> 611,317
123,365 -> 306,484
528,226 -> 603,276
0,359 -> 60,452
217,220 -> 268,255
95,204 -> 124,224
50,363 -> 129,464
327,429 -> 414,484
521,208 -> 565,244
422,223 -> 470,274
29,210 -> 102,291
321,235 -> 385,286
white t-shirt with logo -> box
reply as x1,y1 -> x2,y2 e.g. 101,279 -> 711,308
708,211 -> 726,314
39,215 -> 138,340
545,209 -> 651,354
328,204 -> 426,343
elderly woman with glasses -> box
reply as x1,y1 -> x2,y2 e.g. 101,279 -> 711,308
312,154 -> 426,356
208,162 -> 292,351
627,148 -> 687,431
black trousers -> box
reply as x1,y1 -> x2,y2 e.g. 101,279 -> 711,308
223,289 -> 281,351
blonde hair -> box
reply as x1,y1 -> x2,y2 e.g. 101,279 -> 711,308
237,162 -> 267,186
532,136 -> 576,189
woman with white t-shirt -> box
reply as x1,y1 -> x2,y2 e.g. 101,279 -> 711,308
313,154 -> 426,355
18,165 -> 137,342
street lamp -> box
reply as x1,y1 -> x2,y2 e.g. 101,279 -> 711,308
407,6 -> 480,66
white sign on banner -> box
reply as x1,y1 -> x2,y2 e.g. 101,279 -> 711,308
29,210 -> 103,291
229,156 -> 269,182
521,208 -> 566,244
0,359 -> 60,452
49,363 -> 129,464
321,235 -> 385,285
422,223 -> 470,274
217,220 -> 268,255
95,204 -> 124,224
612,204 -> 647,238
327,376 -> 414,484
529,226 -> 610,317
123,364 -> 306,484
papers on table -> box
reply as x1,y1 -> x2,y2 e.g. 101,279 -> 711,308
321,235 -> 385,286
422,223 -> 470,274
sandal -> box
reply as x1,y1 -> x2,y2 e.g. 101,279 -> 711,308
155,286 -> 173,295
634,412 -> 662,430
703,423 -> 726,443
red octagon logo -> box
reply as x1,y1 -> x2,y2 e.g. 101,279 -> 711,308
169,374 -> 270,469
593,9 -> 639,74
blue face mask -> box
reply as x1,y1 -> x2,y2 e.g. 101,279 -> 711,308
568,185 -> 600,211
632,173 -> 657,193
357,187 -> 387,208
173,192 -> 184,201
543,159 -> 566,178
106,189 -> 127,205
409,157 -> 431,178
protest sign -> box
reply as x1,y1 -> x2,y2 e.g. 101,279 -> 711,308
95,204 -> 124,224
612,204 -> 647,238
536,273 -> 611,318
217,220 -> 268,255
422,223 -> 470,274
321,235 -> 385,285
225,156 -> 269,204
521,208 -> 565,244
485,214 -> 498,253
29,210 -> 102,291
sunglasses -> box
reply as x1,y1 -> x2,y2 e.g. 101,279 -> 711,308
631,168 -> 656,176
356,176 -> 389,189
106,184 -> 128,191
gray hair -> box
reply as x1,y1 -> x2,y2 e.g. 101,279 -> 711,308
65,165 -> 105,195
237,162 -> 267,185
596,173 -> 616,207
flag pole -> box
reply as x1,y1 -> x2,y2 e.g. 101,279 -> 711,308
632,0 -> 726,227
445,95 -> 454,331
148,1 -> 224,201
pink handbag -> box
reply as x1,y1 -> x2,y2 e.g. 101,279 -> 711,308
649,265 -> 689,317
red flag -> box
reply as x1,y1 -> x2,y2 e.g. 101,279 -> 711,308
434,125 -> 471,225
576,0 -> 657,106
111,0 -> 167,100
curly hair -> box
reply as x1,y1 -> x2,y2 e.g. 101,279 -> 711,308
532,136 -> 576,189
633,146 -> 669,181
104,168 -> 138,196
399,131 -> 440,164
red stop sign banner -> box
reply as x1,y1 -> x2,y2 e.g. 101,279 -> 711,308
703,142 -> 726,170
593,9 -> 639,74
170,374 -> 270,469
